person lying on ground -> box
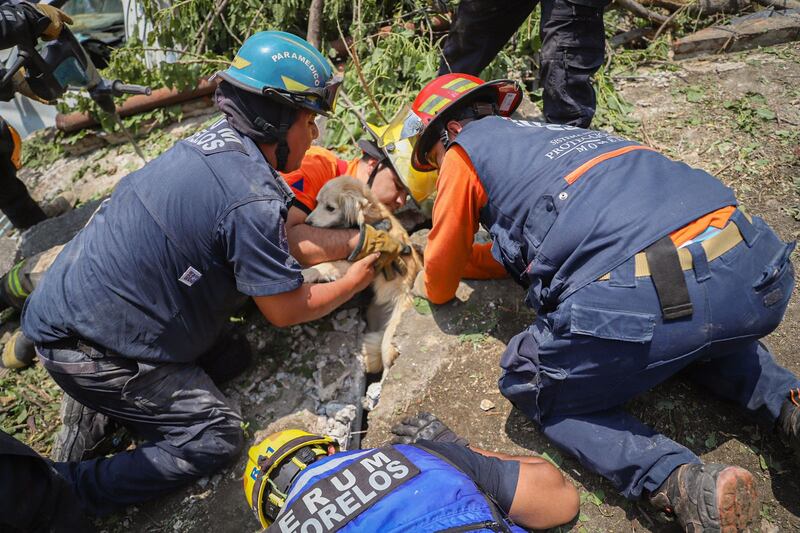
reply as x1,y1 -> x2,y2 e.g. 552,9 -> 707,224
282,126 -> 437,266
244,413 -> 579,531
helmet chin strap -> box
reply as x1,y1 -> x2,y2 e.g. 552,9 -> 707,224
254,106 -> 294,172
366,160 -> 384,188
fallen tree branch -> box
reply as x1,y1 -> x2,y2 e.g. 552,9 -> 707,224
752,0 -> 800,9
336,19 -> 387,123
639,0 -> 754,14
615,0 -> 671,24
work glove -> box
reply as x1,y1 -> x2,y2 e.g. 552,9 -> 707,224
391,412 -> 469,447
12,68 -> 51,104
348,224 -> 408,280
33,3 -> 73,41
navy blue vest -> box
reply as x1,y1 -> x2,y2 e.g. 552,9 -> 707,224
272,445 -> 524,532
454,117 -> 737,311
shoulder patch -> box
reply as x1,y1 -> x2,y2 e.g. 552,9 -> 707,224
293,178 -> 304,192
183,118 -> 247,155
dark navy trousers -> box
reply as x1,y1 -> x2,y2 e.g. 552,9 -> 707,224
37,343 -> 244,516
439,0 -> 608,128
499,211 -> 799,498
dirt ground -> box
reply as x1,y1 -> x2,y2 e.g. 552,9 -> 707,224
1,42 -> 798,532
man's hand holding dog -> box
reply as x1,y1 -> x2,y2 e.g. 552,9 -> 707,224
344,252 -> 380,292
348,224 -> 407,279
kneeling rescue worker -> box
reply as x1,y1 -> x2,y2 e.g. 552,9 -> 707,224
21,31 -> 406,516
244,413 -> 579,531
400,73 -> 800,532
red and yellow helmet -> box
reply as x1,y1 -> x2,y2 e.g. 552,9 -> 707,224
398,74 -> 523,171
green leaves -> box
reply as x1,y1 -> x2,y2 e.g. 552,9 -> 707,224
412,296 -> 432,315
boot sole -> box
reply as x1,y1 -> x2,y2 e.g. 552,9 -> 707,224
716,466 -> 758,533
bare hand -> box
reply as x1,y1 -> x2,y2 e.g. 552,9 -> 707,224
345,252 -> 379,292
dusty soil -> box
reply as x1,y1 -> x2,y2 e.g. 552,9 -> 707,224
1,42 -> 797,533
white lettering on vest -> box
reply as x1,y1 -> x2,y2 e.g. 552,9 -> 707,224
302,488 -> 329,514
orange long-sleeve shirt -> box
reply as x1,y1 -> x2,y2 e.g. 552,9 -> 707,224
424,145 -> 734,304
282,146 -> 359,213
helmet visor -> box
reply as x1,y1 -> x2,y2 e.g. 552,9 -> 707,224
265,75 -> 343,114
379,105 -> 425,147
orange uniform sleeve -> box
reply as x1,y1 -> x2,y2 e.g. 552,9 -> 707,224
282,147 -> 349,213
464,242 -> 508,279
424,145 -> 506,304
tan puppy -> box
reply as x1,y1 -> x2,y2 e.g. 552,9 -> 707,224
303,176 -> 422,375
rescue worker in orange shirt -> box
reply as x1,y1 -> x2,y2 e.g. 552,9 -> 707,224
282,130 -> 436,267
395,73 -> 800,533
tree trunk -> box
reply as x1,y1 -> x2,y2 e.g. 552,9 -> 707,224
307,0 -> 324,49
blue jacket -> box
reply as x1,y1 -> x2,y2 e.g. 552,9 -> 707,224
454,117 -> 737,311
23,117 -> 303,362
271,445 -> 524,532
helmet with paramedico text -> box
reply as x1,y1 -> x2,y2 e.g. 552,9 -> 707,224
217,31 -> 342,116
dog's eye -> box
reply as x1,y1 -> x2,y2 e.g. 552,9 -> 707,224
325,204 -> 335,212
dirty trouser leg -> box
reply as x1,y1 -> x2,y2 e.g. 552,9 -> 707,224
685,213 -> 799,425
37,342 -> 244,516
539,0 -> 607,127
438,0 -> 536,76
498,313 -> 701,499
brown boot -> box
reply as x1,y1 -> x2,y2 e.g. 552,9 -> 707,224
648,463 -> 758,532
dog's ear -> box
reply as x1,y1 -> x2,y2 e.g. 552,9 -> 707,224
361,198 -> 384,224
340,189 -> 366,228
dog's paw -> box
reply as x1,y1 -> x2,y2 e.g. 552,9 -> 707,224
362,332 -> 384,374
302,261 -> 348,283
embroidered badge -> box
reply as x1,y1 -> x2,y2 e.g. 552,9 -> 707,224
179,266 -> 202,287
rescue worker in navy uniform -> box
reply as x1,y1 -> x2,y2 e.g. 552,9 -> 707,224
399,74 -> 800,532
244,414 -> 580,531
439,0 -> 608,127
0,1 -> 73,229
0,429 -> 94,532
21,31 -> 408,516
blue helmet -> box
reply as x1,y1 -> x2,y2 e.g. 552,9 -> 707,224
217,31 -> 341,116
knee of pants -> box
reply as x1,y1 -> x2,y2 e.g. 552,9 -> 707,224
167,417 -> 244,474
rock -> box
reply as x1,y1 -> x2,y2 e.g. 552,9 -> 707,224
363,382 -> 382,411
480,399 -> 496,411
252,408 -> 323,444
364,278 -> 529,447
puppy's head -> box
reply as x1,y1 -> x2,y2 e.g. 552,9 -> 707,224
306,176 -> 381,228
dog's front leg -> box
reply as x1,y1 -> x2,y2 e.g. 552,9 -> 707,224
301,260 -> 351,283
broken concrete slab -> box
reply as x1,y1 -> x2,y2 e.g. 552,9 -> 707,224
674,10 -> 800,59
363,278 -> 532,447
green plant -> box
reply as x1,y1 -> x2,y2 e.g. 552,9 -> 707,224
722,92 -> 776,134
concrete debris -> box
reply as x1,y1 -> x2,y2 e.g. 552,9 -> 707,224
479,399 -> 496,411
363,382 -> 382,411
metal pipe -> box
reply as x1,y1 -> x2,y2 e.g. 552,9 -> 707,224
56,79 -> 217,133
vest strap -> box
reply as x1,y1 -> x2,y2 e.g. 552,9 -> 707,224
645,235 -> 693,320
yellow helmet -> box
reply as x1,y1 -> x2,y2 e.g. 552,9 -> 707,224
365,117 -> 439,204
243,429 -> 338,528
